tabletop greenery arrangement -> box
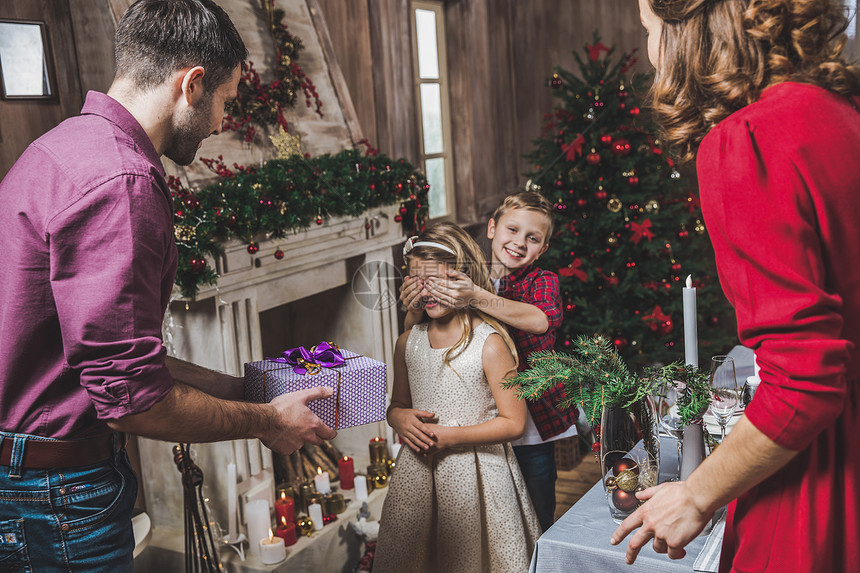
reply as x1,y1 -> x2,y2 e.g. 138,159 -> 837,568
505,334 -> 713,425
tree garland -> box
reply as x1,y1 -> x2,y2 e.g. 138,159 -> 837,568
223,1 -> 323,143
169,145 -> 429,298
504,334 -> 712,425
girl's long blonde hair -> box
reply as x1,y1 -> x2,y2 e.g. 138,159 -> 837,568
648,0 -> 860,162
405,222 -> 518,369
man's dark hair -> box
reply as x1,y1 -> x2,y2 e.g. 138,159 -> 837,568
114,0 -> 247,91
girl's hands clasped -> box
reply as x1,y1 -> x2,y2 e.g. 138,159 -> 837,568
388,407 -> 437,453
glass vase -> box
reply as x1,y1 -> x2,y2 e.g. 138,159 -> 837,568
599,397 -> 661,522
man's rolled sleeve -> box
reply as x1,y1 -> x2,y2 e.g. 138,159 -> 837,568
49,174 -> 175,420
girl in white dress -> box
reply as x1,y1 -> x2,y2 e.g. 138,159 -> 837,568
373,223 -> 541,573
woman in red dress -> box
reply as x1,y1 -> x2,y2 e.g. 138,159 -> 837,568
612,1 -> 860,571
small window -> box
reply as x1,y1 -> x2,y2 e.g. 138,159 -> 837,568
412,2 -> 454,220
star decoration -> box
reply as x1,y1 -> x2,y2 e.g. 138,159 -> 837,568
270,126 -> 303,159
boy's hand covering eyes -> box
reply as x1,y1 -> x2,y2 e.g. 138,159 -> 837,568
425,270 -> 481,309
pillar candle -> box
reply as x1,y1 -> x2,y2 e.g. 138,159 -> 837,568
259,529 -> 286,565
354,474 -> 368,501
313,466 -> 331,494
275,516 -> 298,547
369,437 -> 387,464
274,490 -> 295,525
244,499 -> 270,558
682,275 -> 699,368
226,462 -> 238,542
338,456 -> 355,490
308,503 -> 324,531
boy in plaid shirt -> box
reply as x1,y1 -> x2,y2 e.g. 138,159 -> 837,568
401,191 -> 577,531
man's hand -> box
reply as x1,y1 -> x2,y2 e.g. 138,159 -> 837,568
262,387 -> 337,455
610,481 -> 712,564
388,407 -> 436,452
426,269 -> 483,309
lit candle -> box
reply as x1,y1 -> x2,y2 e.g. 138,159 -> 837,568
226,462 -> 238,542
274,490 -> 295,525
244,499 -> 270,558
308,503 -> 324,531
313,466 -> 331,494
369,437 -> 387,464
338,456 -> 355,490
275,515 -> 298,547
354,474 -> 368,502
259,528 -> 286,565
683,275 -> 698,368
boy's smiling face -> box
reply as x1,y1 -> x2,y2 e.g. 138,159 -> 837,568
487,208 -> 550,277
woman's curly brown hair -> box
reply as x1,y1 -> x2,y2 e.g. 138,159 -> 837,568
648,0 -> 860,162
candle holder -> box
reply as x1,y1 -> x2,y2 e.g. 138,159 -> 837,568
369,437 -> 387,464
307,493 -> 328,516
385,457 -> 396,474
299,482 -> 316,514
367,462 -> 388,477
275,483 -> 297,503
372,471 -> 389,488
324,493 -> 346,514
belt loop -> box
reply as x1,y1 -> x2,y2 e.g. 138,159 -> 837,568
8,435 -> 27,478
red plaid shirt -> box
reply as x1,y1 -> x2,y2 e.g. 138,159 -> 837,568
496,265 -> 577,440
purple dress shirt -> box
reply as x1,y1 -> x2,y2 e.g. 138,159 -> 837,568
0,91 -> 177,439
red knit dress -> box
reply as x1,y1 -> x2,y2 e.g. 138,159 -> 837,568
696,82 -> 860,573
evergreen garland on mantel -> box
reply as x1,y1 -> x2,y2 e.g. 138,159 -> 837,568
169,146 -> 429,299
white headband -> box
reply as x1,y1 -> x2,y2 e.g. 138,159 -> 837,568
403,236 -> 456,257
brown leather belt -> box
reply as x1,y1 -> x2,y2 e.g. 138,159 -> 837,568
0,435 -> 116,469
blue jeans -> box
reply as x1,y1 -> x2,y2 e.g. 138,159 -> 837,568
513,442 -> 558,532
0,432 -> 137,572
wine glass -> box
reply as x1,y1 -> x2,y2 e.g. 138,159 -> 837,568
709,355 -> 740,442
656,384 -> 684,480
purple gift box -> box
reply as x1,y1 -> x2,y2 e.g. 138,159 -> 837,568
244,347 -> 387,430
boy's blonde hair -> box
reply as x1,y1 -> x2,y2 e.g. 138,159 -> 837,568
491,191 -> 556,243
405,222 -> 518,369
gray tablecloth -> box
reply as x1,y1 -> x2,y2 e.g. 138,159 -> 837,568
530,436 -> 724,573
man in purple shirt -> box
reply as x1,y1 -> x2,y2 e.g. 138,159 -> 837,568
0,1 -> 334,570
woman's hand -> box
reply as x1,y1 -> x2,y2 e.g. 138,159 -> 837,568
388,407 -> 437,453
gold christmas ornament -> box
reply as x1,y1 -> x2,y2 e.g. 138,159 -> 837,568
174,225 -> 196,241
695,220 -> 706,234
607,235 -> 618,246
615,468 -> 639,493
297,516 -> 314,536
644,199 -> 660,213
607,198 -> 623,213
270,126 -> 303,159
605,475 -> 618,491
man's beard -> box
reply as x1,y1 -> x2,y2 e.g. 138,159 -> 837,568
164,97 -> 214,166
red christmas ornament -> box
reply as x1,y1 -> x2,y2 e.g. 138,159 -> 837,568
394,215 -> 402,222
629,106 -> 641,117
550,74 -> 563,89
627,176 -> 639,186
612,488 -> 640,512
274,249 -> 285,260
316,217 -> 324,225
611,138 -> 632,156
576,198 -> 587,207
671,262 -> 682,272
678,229 -> 690,239
618,89 -> 629,100
399,205 -> 408,215
586,151 -> 602,165
600,134 -> 613,147
612,457 -> 639,476
613,337 -> 628,351
594,190 -> 608,201
247,242 -> 259,254
189,258 -> 206,273
659,318 -> 674,335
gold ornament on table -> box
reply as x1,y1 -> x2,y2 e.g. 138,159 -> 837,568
386,457 -> 396,474
607,198 -> 623,213
270,126 -> 303,159
372,472 -> 389,488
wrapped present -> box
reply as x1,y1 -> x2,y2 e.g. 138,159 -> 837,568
244,342 -> 387,430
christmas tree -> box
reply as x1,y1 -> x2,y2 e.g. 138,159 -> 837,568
525,33 -> 737,369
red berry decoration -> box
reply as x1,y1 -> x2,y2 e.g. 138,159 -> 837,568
600,134 -> 613,147
189,258 -> 206,273
618,89 -> 629,100
627,176 -> 639,186
594,190 -> 608,201
185,196 -> 200,209
274,249 -> 285,260
586,151 -> 602,165
611,138 -> 632,156
247,242 -> 259,254
629,106 -> 641,117
671,262 -> 682,272
550,74 -> 563,89
613,337 -> 628,351
612,488 -> 640,512
612,457 -> 639,476
678,229 -> 690,239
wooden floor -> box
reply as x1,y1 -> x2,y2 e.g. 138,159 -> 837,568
554,447 -> 603,522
